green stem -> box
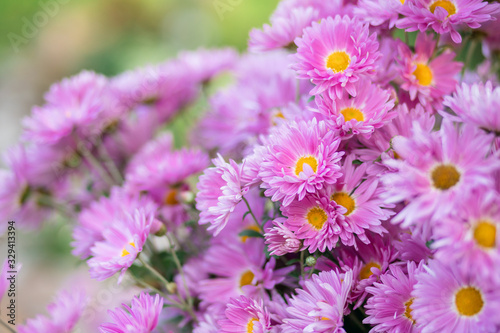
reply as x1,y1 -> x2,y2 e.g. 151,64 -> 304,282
0,318 -> 16,333
129,273 -> 181,307
96,138 -> 124,184
300,251 -> 305,279
76,137 -> 116,186
138,255 -> 170,288
242,197 -> 263,232
462,38 -> 477,78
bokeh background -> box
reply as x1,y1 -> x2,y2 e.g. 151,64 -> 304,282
0,0 -> 278,330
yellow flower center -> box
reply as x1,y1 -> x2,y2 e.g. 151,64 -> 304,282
271,110 -> 285,126
429,0 -> 457,17
431,164 -> 461,190
455,286 -> 484,316
341,107 -> 365,122
400,0 -> 405,3
164,189 -> 180,206
240,225 -> 262,243
121,242 -> 136,257
474,220 -> 496,249
295,156 -> 318,176
404,298 -> 416,324
326,51 -> 350,73
359,262 -> 381,280
306,207 -> 328,230
413,63 -> 433,86
331,192 -> 355,216
240,270 -> 255,288
246,318 -> 257,333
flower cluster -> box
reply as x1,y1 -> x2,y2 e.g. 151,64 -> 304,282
2,1 -> 500,332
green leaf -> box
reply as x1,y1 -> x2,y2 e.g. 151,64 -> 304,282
238,229 -> 264,239
352,159 -> 363,165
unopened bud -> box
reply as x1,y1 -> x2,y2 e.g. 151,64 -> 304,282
166,282 -> 177,294
305,256 -> 316,267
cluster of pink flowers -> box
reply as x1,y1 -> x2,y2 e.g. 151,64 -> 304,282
2,1 -> 500,332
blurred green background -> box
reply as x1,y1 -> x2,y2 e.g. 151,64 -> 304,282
0,0 -> 278,328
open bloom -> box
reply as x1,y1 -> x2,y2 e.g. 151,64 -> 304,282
259,119 -> 343,207
218,295 -> 272,333
382,121 -> 499,231
265,217 -> 303,256
23,71 -> 115,145
196,154 -> 249,235
99,292 -> 164,333
443,81 -> 500,134
282,192 -> 342,253
397,0 -> 500,43
292,15 -> 380,99
412,259 -> 500,332
396,33 -> 462,108
315,79 -> 396,138
364,261 -> 423,333
433,189 -> 500,282
87,209 -> 155,282
282,269 -> 353,332
18,289 -> 87,333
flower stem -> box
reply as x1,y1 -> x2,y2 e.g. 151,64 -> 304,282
75,137 -> 116,186
138,255 -> 170,289
242,197 -> 263,232
96,138 -> 124,184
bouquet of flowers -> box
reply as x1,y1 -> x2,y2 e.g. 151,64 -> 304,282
1,0 -> 500,332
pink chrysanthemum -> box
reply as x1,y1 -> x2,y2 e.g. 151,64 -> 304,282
264,217 -> 303,256
292,15 -> 380,99
87,209 -> 155,282
177,48 -> 238,82
336,235 -> 399,305
443,81 -> 500,134
199,239 -> 293,305
72,187 -> 157,259
99,292 -> 164,333
433,189 -> 500,281
196,154 -> 250,235
259,119 -> 343,207
354,0 -> 405,28
22,71 -> 114,145
364,261 -> 424,333
315,79 -> 396,138
327,155 -> 392,247
397,0 -> 500,43
249,6 -> 320,52
18,289 -> 86,333
282,192 -> 342,253
282,269 -> 353,333
396,33 -> 462,107
412,259 -> 500,332
382,121 -> 499,230
218,295 -> 272,333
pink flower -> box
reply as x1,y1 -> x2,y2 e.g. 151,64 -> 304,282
443,81 -> 500,134
196,154 -> 250,236
327,155 -> 393,247
282,192 -> 342,253
382,121 -> 499,230
87,209 -> 155,282
18,289 -> 86,333
397,0 -> 500,43
364,261 -> 424,333
177,48 -> 238,82
315,79 -> 396,139
23,71 -> 114,145
218,295 -> 272,333
72,187 -> 157,259
412,259 -> 500,332
354,0 -> 405,28
433,189 -> 500,282
265,218 -> 303,256
282,269 -> 353,333
259,119 -> 343,207
396,33 -> 462,107
292,15 -> 380,99
99,292 -> 164,333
